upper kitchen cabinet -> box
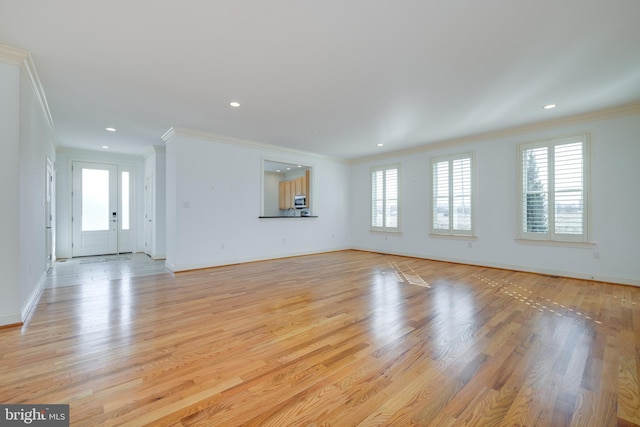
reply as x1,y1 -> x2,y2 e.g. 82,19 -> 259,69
263,160 -> 312,216
278,171 -> 310,209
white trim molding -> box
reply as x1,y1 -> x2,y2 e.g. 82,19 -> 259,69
0,43 -> 56,136
21,271 -> 48,325
161,127 -> 349,165
0,44 -> 29,66
351,247 -> 640,287
352,102 -> 640,165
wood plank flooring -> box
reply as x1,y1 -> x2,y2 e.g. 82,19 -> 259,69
1,250 -> 639,426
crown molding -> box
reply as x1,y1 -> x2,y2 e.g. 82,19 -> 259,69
0,44 -> 56,136
160,127 -> 174,142
22,53 -> 55,134
352,102 -> 640,164
0,44 -> 29,66
143,145 -> 166,158
162,126 -> 349,164
57,146 -> 144,163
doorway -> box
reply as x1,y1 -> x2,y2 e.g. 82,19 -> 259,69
45,158 -> 54,272
144,174 -> 153,256
72,161 -> 133,257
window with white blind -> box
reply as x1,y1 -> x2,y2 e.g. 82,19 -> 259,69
371,165 -> 399,231
431,152 -> 474,236
517,134 -> 590,242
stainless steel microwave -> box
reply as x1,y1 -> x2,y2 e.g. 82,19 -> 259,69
294,195 -> 307,209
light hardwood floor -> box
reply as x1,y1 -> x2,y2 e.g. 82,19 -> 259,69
1,250 -> 639,426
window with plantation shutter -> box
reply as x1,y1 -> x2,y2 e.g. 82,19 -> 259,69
431,152 -> 474,236
371,165 -> 399,231
518,135 -> 589,242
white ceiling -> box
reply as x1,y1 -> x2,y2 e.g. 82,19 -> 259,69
1,1 -> 639,159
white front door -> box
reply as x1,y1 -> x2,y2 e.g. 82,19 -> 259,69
72,162 -> 119,257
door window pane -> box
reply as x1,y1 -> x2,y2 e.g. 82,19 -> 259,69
122,171 -> 130,230
82,168 -> 109,231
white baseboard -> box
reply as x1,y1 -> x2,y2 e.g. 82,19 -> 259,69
162,246 -> 639,286
166,247 -> 351,273
21,270 -> 48,323
0,312 -> 22,327
351,247 -> 640,287
164,260 -> 178,272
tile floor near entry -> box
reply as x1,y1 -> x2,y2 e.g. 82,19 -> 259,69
46,253 -> 171,288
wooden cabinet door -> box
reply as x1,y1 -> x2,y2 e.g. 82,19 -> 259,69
284,181 -> 292,208
294,177 -> 302,195
278,181 -> 287,209
279,175 -> 310,210
305,170 -> 310,207
300,176 -> 307,195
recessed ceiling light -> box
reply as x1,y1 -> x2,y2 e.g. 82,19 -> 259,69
297,165 -> 302,168
543,104 -> 557,110
230,102 -> 240,107
377,143 -> 384,147
276,169 -> 281,173
105,127 -> 116,132
101,145 -> 110,149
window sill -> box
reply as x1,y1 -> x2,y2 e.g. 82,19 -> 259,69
429,233 -> 477,240
514,238 -> 595,248
369,229 -> 402,234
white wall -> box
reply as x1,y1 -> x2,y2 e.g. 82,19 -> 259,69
350,111 -> 640,286
0,63 -> 22,325
144,145 -> 166,259
0,53 -> 57,326
263,171 -> 281,216
18,68 -> 57,318
56,148 -> 145,259
155,149 -> 166,258
164,130 -> 351,271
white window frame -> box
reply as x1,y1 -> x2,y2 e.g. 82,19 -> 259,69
370,164 -> 400,232
431,152 -> 475,237
517,134 -> 590,243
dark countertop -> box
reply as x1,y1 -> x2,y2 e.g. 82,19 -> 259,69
259,216 -> 318,219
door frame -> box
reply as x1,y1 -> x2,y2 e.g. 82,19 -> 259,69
144,174 -> 153,256
69,159 -> 136,257
45,157 -> 54,271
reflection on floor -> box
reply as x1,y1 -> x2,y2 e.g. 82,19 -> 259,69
46,253 -> 170,288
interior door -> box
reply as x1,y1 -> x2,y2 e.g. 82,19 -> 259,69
45,158 -> 54,271
144,174 -> 153,256
72,162 -> 118,256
